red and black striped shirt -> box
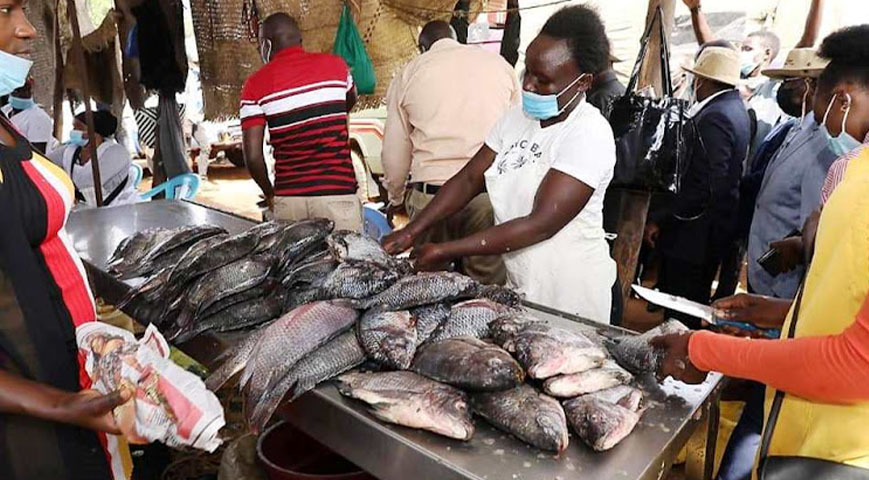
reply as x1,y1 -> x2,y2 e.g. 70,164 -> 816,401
240,46 -> 358,197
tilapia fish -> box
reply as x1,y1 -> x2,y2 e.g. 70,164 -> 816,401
321,261 -> 401,300
607,320 -> 689,375
249,220 -> 294,253
411,337 -> 524,391
107,227 -> 164,270
271,218 -> 335,271
113,225 -> 226,278
281,255 -> 338,288
411,303 -> 451,346
563,393 -> 641,451
543,360 -> 634,398
428,299 -> 513,344
327,230 -> 406,271
140,225 -> 227,265
358,310 -> 417,370
173,291 -> 285,343
205,326 -> 270,391
173,255 -> 273,332
470,384 -> 569,453
283,286 -> 330,312
167,230 -> 260,287
248,331 -> 365,433
474,284 -> 525,308
336,371 -> 474,441
196,280 -> 278,321
514,325 -> 607,379
590,385 -> 644,412
489,314 -> 547,353
241,301 -> 358,405
360,271 -> 478,312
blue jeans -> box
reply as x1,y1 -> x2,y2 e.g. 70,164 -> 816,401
717,382 -> 766,480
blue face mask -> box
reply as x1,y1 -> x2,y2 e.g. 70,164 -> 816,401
69,130 -> 89,147
820,93 -> 862,157
0,50 -> 33,97
522,73 -> 587,121
9,96 -> 35,111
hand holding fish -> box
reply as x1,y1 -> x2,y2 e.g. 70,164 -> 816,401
649,333 -> 707,384
411,243 -> 453,272
382,228 -> 416,255
712,294 -> 790,329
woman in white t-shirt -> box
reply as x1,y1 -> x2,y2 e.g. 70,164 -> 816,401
383,6 -> 617,324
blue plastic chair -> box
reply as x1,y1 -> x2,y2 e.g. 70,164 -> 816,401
129,163 -> 143,189
363,205 -> 392,242
140,173 -> 200,201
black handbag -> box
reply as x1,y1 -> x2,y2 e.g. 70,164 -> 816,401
757,286 -> 869,480
608,6 -> 691,194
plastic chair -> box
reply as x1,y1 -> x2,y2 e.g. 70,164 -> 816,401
363,205 -> 392,242
140,173 -> 200,201
129,163 -> 143,189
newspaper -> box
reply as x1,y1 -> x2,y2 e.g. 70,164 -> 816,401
77,322 -> 225,452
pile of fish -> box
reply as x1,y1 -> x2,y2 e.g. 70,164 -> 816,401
111,220 -> 672,455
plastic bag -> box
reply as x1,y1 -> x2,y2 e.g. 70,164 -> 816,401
333,4 -> 376,95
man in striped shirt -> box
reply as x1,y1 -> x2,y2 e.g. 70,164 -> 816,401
241,13 -> 362,231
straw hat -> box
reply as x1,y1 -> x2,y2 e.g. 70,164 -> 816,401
682,46 -> 740,86
761,48 -> 830,79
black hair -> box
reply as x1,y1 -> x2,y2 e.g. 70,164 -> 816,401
817,24 -> 869,95
540,6 -> 610,75
74,111 -> 118,138
746,30 -> 780,59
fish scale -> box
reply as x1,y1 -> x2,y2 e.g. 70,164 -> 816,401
326,230 -> 402,270
427,299 -> 512,344
563,394 -> 641,451
205,327 -> 270,391
172,292 -> 285,343
542,360 -> 634,398
411,337 -> 524,391
607,319 -> 689,375
321,261 -> 401,300
411,303 -> 451,346
241,301 -> 358,407
513,324 -> 608,379
361,272 -> 478,311
358,310 -> 417,370
167,230 -> 260,287
247,331 -> 365,433
470,384 -> 569,453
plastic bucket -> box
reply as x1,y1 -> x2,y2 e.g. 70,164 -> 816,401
257,421 -> 374,480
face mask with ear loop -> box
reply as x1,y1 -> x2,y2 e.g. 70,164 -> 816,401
260,39 -> 272,64
821,92 -> 862,157
521,73 -> 589,121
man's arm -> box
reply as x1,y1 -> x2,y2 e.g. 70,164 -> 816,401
682,0 -> 715,46
381,76 -> 414,206
242,125 -> 274,204
796,0 -> 824,48
347,85 -> 358,112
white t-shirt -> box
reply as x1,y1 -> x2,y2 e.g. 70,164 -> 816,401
484,100 -> 615,234
1,104 -> 57,151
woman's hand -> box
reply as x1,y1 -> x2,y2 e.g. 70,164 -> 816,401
768,236 -> 804,273
712,293 -> 791,328
650,333 -> 708,384
411,243 -> 452,272
55,388 -> 132,435
382,228 -> 416,255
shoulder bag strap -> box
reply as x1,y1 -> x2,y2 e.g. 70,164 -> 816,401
625,6 -> 674,98
758,284 -> 805,463
624,7 -> 661,94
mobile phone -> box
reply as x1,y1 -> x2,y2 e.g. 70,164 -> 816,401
757,247 -> 783,276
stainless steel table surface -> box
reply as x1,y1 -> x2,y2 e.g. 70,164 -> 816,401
67,199 -> 722,480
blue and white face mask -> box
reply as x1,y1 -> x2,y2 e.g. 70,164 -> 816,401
9,95 -> 35,111
522,73 -> 588,121
821,92 -> 862,157
0,50 -> 33,97
68,130 -> 89,148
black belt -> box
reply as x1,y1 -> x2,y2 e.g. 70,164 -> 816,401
412,183 -> 441,195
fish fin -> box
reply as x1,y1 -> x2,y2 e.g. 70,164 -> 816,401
249,378 -> 299,434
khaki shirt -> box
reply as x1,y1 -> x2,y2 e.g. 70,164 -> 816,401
382,38 -> 519,205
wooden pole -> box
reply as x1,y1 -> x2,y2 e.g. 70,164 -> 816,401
52,0 -> 64,139
67,0 -> 104,206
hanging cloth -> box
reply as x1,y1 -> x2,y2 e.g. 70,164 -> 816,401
333,4 -> 377,95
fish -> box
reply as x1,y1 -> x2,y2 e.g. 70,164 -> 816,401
114,225 -> 227,278
241,301 -> 358,406
607,320 -> 690,375
542,360 -> 634,398
563,394 -> 641,451
513,325 -> 608,379
107,227 -> 165,270
427,299 -> 513,344
172,255 -> 273,332
357,310 -> 417,370
196,280 -> 278,321
166,230 -> 260,288
270,219 -> 335,271
173,291 -> 286,343
361,271 -> 478,313
204,325 -> 271,391
335,371 -> 474,441
117,267 -> 174,311
281,255 -> 338,288
410,303 -> 451,346
474,284 -> 525,308
249,220 -> 295,253
326,230 -> 405,271
247,331 -> 365,433
470,384 -> 569,453
489,313 -> 547,353
587,385 -> 644,412
411,337 -> 524,391
320,260 -> 402,300
283,286 -> 330,312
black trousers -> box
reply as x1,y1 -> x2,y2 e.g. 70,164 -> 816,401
657,254 -> 721,329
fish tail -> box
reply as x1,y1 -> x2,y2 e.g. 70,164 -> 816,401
249,377 -> 299,434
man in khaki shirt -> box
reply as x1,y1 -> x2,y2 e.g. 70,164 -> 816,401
382,21 -> 519,284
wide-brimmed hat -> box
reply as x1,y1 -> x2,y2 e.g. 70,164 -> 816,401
682,46 -> 740,86
761,48 -> 829,79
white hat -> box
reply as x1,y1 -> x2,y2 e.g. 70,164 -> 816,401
761,48 -> 829,79
682,46 -> 741,87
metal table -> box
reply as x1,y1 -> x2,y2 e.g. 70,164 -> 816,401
67,199 -> 722,480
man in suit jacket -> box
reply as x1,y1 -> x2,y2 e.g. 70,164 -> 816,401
645,45 -> 751,328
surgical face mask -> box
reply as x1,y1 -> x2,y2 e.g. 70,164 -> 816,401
260,39 -> 272,63
820,93 -> 862,157
522,73 -> 588,121
9,95 -> 34,111
740,49 -> 760,78
69,130 -> 88,147
0,50 -> 33,97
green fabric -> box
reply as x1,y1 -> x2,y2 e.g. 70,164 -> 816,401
333,4 -> 376,95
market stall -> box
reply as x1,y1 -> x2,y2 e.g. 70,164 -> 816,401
67,199 -> 722,480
